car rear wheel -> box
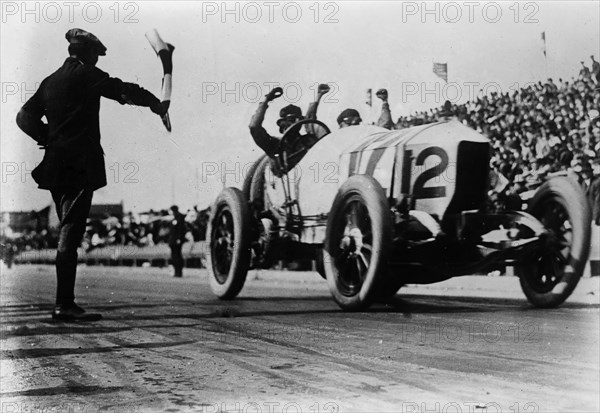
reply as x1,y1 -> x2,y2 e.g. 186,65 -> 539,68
324,175 -> 391,310
516,177 -> 591,308
206,187 -> 251,299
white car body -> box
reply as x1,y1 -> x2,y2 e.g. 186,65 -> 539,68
264,120 -> 490,244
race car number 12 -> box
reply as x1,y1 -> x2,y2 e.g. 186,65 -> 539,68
401,146 -> 449,199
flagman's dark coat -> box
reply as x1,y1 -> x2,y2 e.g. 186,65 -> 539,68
17,57 -> 160,191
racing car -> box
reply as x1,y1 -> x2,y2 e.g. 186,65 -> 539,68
206,118 -> 591,310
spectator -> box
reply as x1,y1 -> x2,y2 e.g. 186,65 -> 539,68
584,163 -> 600,225
168,205 -> 187,278
579,61 -> 591,80
591,55 -> 600,84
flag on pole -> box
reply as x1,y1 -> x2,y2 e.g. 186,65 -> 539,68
541,31 -> 547,57
433,62 -> 448,82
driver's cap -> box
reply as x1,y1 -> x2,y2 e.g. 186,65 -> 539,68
337,108 -> 361,125
279,104 -> 302,119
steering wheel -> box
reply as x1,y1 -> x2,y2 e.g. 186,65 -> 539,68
278,119 -> 331,172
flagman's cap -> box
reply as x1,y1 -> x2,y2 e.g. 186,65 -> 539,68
65,28 -> 106,55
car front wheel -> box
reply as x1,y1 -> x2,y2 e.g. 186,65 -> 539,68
206,187 -> 251,299
324,175 -> 392,311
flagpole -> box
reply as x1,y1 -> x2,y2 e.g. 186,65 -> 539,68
542,31 -> 548,79
443,60 -> 448,84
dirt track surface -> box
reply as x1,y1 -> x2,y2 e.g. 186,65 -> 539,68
1,264 -> 599,413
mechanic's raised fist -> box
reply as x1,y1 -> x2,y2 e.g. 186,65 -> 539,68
265,87 -> 284,102
318,83 -> 331,95
376,88 -> 388,102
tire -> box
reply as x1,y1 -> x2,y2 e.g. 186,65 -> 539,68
324,175 -> 392,310
242,155 -> 267,202
315,247 -> 326,279
206,187 -> 251,299
248,156 -> 271,210
516,176 -> 592,308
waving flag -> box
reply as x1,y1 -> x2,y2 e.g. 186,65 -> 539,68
433,62 -> 448,82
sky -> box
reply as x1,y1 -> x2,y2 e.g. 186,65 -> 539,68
1,0 -> 599,213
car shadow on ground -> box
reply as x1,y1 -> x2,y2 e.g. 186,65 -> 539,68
379,294 -> 600,314
3,295 -> 597,333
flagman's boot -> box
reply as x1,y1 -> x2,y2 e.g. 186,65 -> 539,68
52,251 -> 102,321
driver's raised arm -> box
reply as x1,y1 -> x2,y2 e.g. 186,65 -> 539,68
305,83 -> 330,120
249,88 -> 283,158
305,83 -> 330,137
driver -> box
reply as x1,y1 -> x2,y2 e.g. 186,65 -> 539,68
335,89 -> 394,129
249,84 -> 330,159
337,108 -> 362,128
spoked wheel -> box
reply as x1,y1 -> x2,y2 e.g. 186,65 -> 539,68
206,187 -> 251,299
324,175 -> 391,310
516,177 -> 591,308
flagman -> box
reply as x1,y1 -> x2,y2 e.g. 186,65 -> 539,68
16,29 -> 168,321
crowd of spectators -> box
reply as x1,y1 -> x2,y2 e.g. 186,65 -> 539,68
1,206 -> 210,256
393,57 -> 600,197
81,206 -> 210,251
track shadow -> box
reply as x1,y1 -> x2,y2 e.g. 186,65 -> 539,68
377,294 -> 600,314
0,303 -> 55,313
3,294 -> 597,326
1,339 -> 197,360
2,324 -> 134,338
0,384 -> 129,398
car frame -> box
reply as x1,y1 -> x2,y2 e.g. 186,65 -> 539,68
206,118 -> 592,310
